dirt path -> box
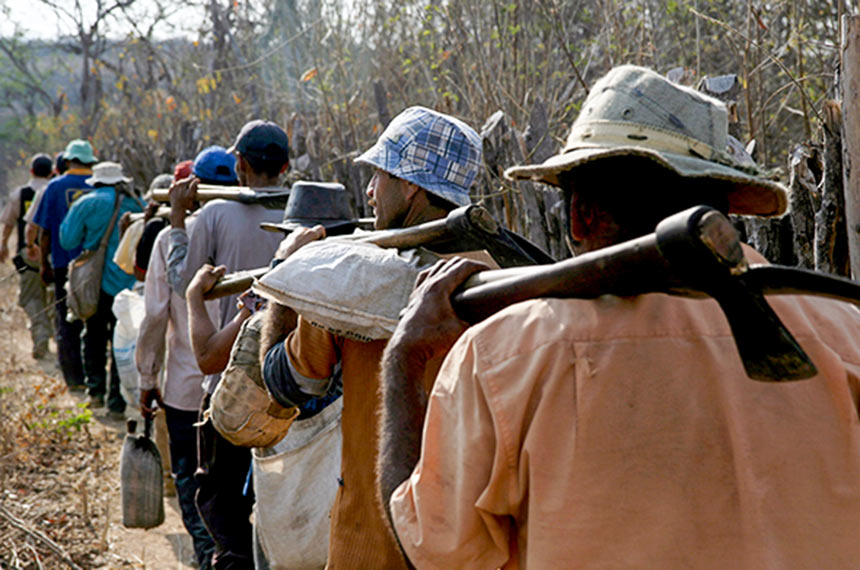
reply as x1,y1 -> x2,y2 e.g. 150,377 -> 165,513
0,262 -> 197,569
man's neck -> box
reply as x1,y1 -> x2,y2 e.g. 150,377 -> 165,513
242,172 -> 280,189
401,194 -> 449,229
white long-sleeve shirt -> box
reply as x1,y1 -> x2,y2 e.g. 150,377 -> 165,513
136,218 -> 219,411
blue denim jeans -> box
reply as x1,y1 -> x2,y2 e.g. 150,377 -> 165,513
164,404 -> 215,569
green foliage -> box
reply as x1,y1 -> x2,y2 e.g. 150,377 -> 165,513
29,402 -> 92,437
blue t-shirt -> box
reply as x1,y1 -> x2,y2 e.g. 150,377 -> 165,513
59,186 -> 143,296
31,170 -> 93,269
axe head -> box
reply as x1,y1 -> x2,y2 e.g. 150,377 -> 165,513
656,206 -> 818,382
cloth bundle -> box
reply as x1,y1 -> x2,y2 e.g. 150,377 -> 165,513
253,240 -> 438,342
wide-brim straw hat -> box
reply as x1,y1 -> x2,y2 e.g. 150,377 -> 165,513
505,65 -> 787,217
85,161 -> 132,186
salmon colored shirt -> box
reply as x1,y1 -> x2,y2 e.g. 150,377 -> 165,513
287,317 -> 443,569
391,251 -> 860,569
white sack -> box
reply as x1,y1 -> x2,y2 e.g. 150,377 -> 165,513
253,397 -> 343,570
112,289 -> 146,407
253,240 -> 437,341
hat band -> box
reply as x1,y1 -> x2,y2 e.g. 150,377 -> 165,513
564,121 -> 744,170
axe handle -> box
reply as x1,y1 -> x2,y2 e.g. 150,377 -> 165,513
452,233 -> 680,323
204,267 -> 270,300
205,207 -> 496,300
743,265 -> 860,306
128,207 -> 172,222
150,187 -> 266,203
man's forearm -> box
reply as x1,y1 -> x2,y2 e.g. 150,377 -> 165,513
25,223 -> 39,249
259,302 -> 298,363
186,289 -> 221,374
378,337 -> 429,532
1,223 -> 13,249
39,229 -> 50,267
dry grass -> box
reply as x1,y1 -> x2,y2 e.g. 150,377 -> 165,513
0,264 -> 139,569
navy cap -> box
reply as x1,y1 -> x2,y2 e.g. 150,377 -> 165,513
54,152 -> 68,174
193,146 -> 238,185
227,120 -> 289,164
30,154 -> 53,177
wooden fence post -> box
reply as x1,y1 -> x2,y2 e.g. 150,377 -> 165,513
841,15 -> 860,279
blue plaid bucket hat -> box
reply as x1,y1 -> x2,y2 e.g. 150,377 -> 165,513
355,106 -> 482,207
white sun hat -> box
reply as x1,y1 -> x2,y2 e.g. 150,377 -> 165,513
85,161 -> 132,186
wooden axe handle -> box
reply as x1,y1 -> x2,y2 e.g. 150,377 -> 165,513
150,187 -> 265,203
453,232 -> 677,322
204,206 -> 497,300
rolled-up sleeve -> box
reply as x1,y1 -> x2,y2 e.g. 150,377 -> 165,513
136,229 -> 171,391
390,331 -> 514,570
263,316 -> 340,407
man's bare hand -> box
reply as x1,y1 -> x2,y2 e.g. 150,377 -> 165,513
169,176 -> 198,228
140,387 -> 165,419
143,201 -> 160,223
25,244 -> 40,263
390,257 -> 488,366
187,264 -> 226,300
274,224 -> 326,260
40,263 -> 54,285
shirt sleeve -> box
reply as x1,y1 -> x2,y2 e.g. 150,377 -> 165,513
136,229 -> 171,391
0,188 -> 21,227
262,316 -> 341,407
167,208 -> 215,296
389,330 -> 514,570
31,183 -> 54,230
59,197 -> 87,251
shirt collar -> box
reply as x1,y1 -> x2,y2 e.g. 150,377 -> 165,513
27,177 -> 50,191
65,167 -> 93,176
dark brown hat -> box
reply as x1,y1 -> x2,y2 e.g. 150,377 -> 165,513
267,181 -> 358,233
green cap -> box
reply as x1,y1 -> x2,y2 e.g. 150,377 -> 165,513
64,139 -> 97,164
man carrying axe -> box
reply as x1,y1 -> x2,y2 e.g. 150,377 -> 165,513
259,106 -> 484,568
378,66 -> 860,568
167,123 -> 288,568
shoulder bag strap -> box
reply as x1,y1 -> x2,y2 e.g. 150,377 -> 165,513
98,187 -> 124,251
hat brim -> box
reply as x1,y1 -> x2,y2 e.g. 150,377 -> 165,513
262,219 -> 358,233
355,142 -> 472,207
85,175 -> 132,186
504,146 -> 787,217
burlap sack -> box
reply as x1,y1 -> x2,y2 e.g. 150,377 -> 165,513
253,240 -> 438,342
209,312 -> 299,448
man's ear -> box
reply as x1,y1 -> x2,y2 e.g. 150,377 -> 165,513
280,160 -> 289,175
235,154 -> 248,174
403,180 -> 422,201
569,192 -> 593,241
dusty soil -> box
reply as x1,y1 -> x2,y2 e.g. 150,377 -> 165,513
0,262 -> 196,569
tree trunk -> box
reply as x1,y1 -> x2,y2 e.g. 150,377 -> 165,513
816,100 -> 850,276
841,14 -> 860,279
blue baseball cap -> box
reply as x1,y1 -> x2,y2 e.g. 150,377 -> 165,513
227,120 -> 289,165
193,146 -> 238,185
354,106 -> 482,207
